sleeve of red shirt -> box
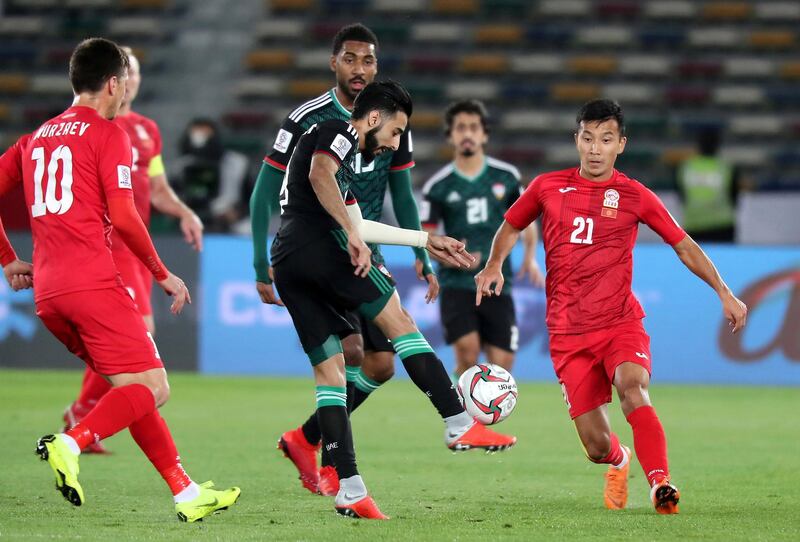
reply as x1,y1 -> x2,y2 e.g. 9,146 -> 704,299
100,125 -> 168,280
0,135 -> 27,196
504,175 -> 542,230
0,138 -> 25,264
638,184 -> 687,246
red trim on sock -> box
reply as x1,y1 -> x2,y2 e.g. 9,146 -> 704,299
66,424 -> 95,450
162,464 -> 193,495
626,405 -> 670,486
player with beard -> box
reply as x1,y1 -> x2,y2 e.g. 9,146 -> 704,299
421,100 -> 543,376
271,81 -> 516,519
250,24 -> 437,495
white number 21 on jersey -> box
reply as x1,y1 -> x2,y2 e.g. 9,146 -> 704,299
570,216 -> 594,245
31,145 -> 74,218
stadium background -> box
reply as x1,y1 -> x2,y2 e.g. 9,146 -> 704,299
1,0 -> 799,385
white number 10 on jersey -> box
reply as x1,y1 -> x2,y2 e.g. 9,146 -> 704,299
570,216 -> 594,245
31,145 -> 74,218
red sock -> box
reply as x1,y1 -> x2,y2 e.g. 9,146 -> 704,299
626,405 -> 670,486
129,410 -> 193,496
66,384 -> 155,449
74,368 -> 112,412
588,432 -> 625,466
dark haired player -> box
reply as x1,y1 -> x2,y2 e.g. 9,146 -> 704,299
0,37 -> 238,522
476,99 -> 747,514
250,23 -> 436,495
61,45 -> 204,454
422,99 -> 543,376
272,81 -> 515,519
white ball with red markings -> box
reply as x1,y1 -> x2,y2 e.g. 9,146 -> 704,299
457,363 -> 518,425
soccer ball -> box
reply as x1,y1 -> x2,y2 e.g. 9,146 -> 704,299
457,363 -> 518,425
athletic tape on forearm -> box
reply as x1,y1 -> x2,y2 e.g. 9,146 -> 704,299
346,203 -> 428,248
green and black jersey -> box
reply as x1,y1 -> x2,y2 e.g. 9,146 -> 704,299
271,119 -> 359,265
265,88 -> 414,264
422,157 -> 523,291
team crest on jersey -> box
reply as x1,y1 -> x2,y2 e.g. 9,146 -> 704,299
492,182 -> 506,200
601,188 -> 619,219
446,191 -> 461,203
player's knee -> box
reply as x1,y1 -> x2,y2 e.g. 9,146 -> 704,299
399,307 -> 417,332
617,381 -> 650,410
343,342 -> 364,366
585,434 -> 612,462
372,362 -> 395,383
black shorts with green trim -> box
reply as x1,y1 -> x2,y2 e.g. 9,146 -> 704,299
440,288 -> 518,352
273,233 -> 396,364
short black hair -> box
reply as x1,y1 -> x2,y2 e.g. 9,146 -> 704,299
332,23 -> 379,55
444,99 -> 490,136
576,99 -> 625,136
352,80 -> 412,121
69,37 -> 129,94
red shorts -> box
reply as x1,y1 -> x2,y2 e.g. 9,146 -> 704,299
549,319 -> 652,419
36,287 -> 164,376
113,249 -> 153,316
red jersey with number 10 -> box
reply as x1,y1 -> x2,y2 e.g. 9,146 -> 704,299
16,105 -> 133,302
505,167 -> 686,335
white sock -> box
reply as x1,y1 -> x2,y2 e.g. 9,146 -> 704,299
173,482 -> 201,504
444,411 -> 475,444
60,434 -> 81,456
336,475 -> 367,505
613,446 -> 630,470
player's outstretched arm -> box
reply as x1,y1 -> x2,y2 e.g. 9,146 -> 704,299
475,221 -> 523,306
108,197 -> 190,314
672,235 -> 747,333
149,171 -> 204,251
309,153 -> 371,277
346,202 -> 473,269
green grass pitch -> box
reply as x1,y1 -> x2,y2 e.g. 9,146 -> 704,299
0,369 -> 797,541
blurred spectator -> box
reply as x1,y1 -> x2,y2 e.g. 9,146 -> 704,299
172,118 -> 250,232
675,128 -> 739,242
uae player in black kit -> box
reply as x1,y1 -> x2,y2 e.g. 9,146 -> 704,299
271,82 -> 516,519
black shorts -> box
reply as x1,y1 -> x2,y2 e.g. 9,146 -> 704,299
439,288 -> 518,352
273,236 -> 396,364
345,310 -> 394,353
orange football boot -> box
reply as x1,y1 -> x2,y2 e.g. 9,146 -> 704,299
650,478 -> 680,514
318,465 -> 340,497
335,495 -> 389,520
447,421 -> 517,452
277,427 -> 320,494
604,445 -> 631,509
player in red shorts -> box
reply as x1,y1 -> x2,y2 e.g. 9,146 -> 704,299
475,99 -> 747,514
0,38 -> 237,522
62,46 -> 204,453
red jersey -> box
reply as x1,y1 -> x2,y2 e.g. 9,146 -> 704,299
5,106 -> 134,302
505,167 -> 686,335
111,110 -> 162,227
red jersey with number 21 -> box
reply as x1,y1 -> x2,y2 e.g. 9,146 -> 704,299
505,167 -> 686,335
20,105 -> 134,302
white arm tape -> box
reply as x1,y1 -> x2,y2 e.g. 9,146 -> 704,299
346,202 -> 429,248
